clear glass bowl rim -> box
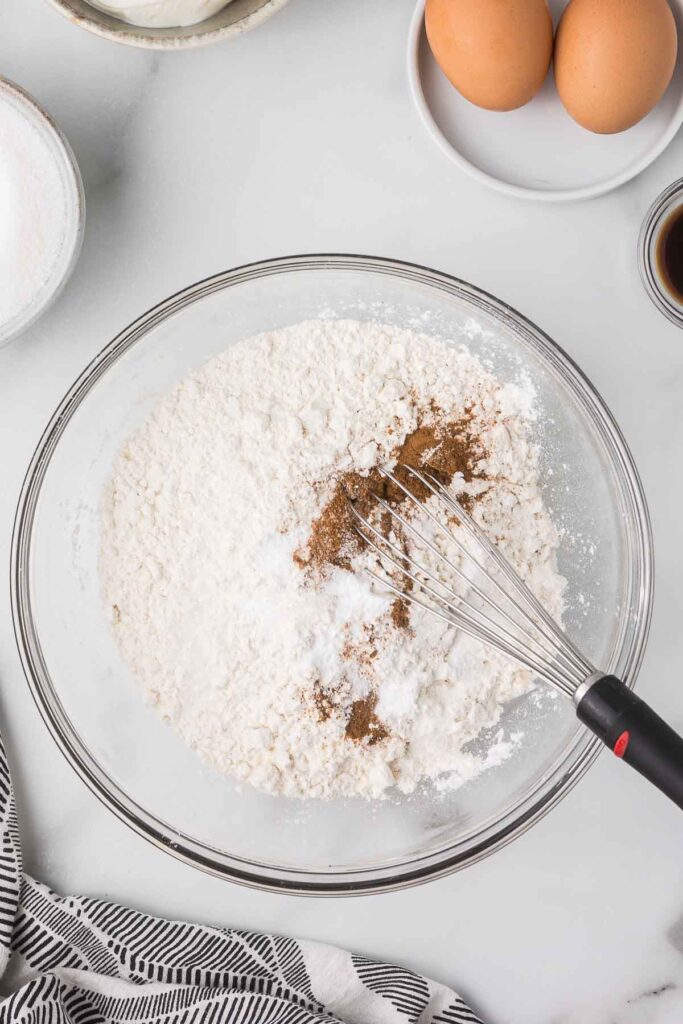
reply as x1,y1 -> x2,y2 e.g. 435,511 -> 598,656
11,254 -> 654,896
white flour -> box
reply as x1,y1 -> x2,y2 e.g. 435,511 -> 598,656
101,318 -> 565,800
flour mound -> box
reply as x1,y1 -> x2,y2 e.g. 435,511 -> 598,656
101,319 -> 565,800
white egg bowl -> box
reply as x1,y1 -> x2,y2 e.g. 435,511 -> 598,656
408,0 -> 683,202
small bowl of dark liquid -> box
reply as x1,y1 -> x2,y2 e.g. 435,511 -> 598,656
639,179 -> 683,327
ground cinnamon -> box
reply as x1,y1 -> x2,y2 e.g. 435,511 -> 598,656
344,694 -> 389,745
312,682 -> 335,723
297,411 -> 487,743
295,413 -> 483,574
390,597 -> 411,630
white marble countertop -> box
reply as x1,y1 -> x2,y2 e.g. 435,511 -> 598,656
1,2 -> 683,1021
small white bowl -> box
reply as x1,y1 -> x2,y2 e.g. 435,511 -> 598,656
408,0 -> 683,202
638,178 -> 683,327
0,79 -> 85,349
47,0 -> 291,50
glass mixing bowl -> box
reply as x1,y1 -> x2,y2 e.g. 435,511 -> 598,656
11,255 -> 653,894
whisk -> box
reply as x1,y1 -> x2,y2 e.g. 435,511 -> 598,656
350,464 -> 683,811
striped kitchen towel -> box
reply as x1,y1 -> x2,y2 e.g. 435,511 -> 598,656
0,735 -> 483,1024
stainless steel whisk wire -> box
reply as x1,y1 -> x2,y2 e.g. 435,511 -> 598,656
350,463 -> 683,811
350,464 -> 596,699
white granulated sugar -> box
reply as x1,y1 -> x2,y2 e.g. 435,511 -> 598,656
0,93 -> 71,332
101,318 -> 566,800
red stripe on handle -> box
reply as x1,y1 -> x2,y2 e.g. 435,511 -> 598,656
613,730 -> 630,758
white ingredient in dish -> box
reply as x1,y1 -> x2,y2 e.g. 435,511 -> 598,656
87,0 -> 232,27
101,318 -> 566,800
0,89 -> 73,340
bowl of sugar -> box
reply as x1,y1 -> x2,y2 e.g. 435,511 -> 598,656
0,79 -> 84,349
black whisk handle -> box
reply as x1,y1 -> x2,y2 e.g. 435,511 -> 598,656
576,675 -> 683,811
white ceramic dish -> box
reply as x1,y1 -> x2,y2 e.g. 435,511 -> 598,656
47,0 -> 290,50
408,0 -> 683,203
0,78 -> 85,349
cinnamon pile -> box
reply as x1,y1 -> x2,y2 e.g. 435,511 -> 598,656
297,410 -> 486,744
295,411 -> 483,574
345,694 -> 389,745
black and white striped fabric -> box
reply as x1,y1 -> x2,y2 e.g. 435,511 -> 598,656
0,734 -> 484,1024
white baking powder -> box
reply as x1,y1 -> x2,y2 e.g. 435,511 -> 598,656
101,319 -> 565,800
0,90 -> 72,338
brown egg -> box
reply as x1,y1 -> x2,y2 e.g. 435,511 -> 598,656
555,0 -> 678,134
425,0 -> 553,112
